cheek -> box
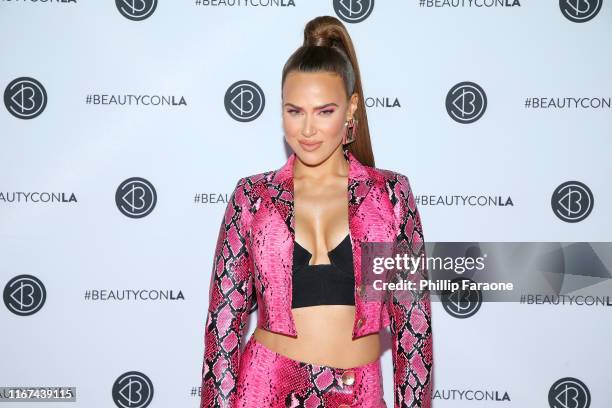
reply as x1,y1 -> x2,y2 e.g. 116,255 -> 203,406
326,116 -> 345,134
317,116 -> 346,142
282,116 -> 300,136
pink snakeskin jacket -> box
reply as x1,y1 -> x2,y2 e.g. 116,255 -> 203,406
201,148 -> 433,408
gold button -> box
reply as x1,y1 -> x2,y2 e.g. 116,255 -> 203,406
341,370 -> 355,386
338,404 -> 351,408
356,317 -> 365,328
356,283 -> 365,297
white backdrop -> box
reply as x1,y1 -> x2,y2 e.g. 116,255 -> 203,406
1,1 -> 611,407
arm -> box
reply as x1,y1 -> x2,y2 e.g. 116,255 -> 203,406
200,177 -> 255,408
388,174 -> 433,408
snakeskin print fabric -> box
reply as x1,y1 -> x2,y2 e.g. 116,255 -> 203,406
385,173 -> 434,408
235,335 -> 386,408
200,148 -> 433,407
201,178 -> 255,408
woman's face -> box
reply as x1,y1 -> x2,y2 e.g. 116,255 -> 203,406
282,71 -> 357,164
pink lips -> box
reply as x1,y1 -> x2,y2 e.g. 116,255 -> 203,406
299,141 -> 322,152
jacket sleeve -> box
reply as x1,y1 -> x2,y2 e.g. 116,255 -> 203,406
200,177 -> 255,408
388,174 -> 434,408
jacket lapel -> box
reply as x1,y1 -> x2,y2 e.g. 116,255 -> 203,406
266,147 -> 373,239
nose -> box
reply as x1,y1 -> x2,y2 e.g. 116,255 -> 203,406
301,114 -> 316,137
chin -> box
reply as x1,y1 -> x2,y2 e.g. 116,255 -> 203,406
296,151 -> 321,162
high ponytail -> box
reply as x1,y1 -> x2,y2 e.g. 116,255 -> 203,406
281,15 -> 375,167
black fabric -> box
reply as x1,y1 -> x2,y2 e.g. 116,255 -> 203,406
291,234 -> 355,309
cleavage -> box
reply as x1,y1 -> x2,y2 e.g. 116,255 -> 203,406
294,233 -> 350,267
293,176 -> 349,265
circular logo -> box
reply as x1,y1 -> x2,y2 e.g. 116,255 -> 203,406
333,0 -> 375,23
551,181 -> 594,223
4,77 -> 47,119
115,0 -> 157,21
224,80 -> 265,122
112,371 -> 154,408
440,277 -> 482,318
116,177 -> 157,218
548,377 -> 590,408
3,275 -> 46,316
559,0 -> 602,23
446,81 -> 487,124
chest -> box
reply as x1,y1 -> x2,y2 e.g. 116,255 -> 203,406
247,183 -> 397,294
293,178 -> 350,265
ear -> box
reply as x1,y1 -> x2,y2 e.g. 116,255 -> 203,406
348,92 -> 359,118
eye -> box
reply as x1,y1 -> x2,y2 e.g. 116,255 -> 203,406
287,109 -> 301,115
320,109 -> 335,116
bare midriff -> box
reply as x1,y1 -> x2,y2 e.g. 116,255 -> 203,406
252,308 -> 380,369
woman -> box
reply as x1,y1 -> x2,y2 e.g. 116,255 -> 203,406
201,16 -> 433,408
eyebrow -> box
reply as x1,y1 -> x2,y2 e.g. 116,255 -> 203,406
283,102 -> 339,110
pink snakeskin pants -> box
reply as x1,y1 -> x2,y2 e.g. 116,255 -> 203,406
235,335 -> 387,408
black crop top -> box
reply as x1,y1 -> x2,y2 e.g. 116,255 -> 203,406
291,234 -> 355,309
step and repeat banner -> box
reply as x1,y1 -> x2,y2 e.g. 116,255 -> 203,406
1,1 -> 610,407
